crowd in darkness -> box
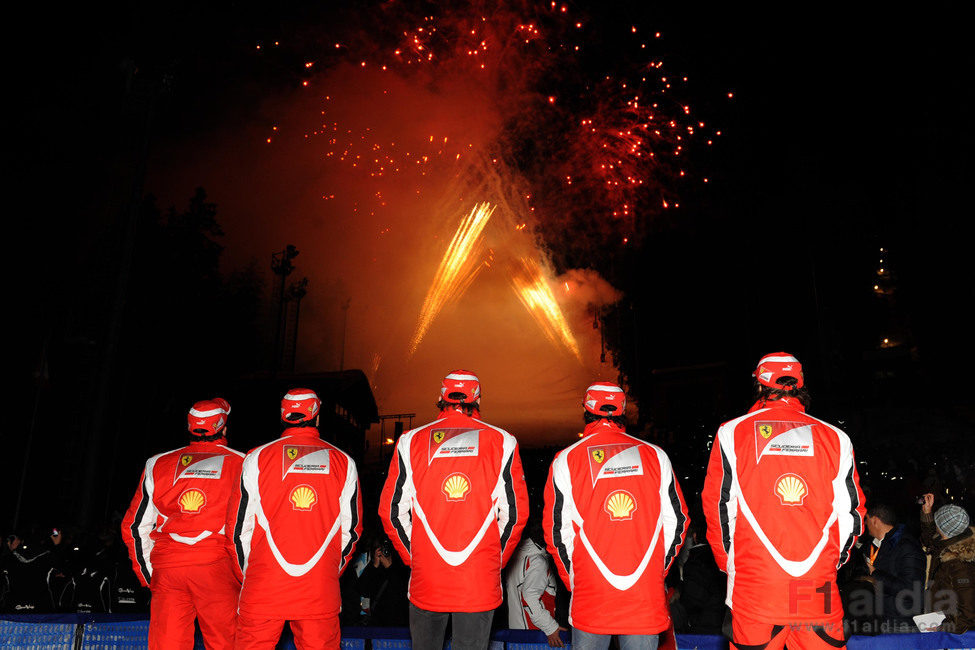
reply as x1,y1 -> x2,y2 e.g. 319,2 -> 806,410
4,436 -> 973,637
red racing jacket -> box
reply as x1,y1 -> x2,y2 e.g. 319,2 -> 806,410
543,420 -> 689,635
701,397 -> 866,623
230,427 -> 362,619
121,439 -> 245,587
378,409 -> 529,612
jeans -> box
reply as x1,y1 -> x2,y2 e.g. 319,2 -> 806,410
571,628 -> 659,650
409,603 -> 494,650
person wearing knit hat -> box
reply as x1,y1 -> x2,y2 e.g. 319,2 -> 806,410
935,504 -> 970,539
920,494 -> 975,633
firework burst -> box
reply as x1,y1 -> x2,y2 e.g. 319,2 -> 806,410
249,0 -> 716,380
409,201 -> 495,355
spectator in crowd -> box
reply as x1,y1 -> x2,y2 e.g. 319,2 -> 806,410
122,397 -> 244,649
1,528 -> 64,612
232,388 -> 362,650
544,382 -> 688,650
673,522 -> 725,634
58,526 -> 135,613
920,495 -> 975,633
702,352 -> 865,649
353,535 -> 409,626
380,370 -> 529,650
862,503 -> 925,631
506,517 -> 566,647
339,531 -> 377,625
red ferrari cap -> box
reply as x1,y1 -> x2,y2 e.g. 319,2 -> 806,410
753,352 -> 804,390
281,388 -> 321,423
188,400 -> 228,436
440,370 -> 481,405
584,382 -> 625,415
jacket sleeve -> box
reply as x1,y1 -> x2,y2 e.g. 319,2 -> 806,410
379,433 -> 414,565
120,457 -> 160,588
230,451 -> 260,580
831,428 -> 866,568
495,436 -> 530,567
543,452 -> 575,587
520,553 -> 561,635
657,448 -> 690,574
339,456 -> 363,575
701,424 -> 735,573
919,511 -> 938,550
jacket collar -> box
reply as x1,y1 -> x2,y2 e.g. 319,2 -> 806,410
749,395 -> 806,414
940,527 -> 975,561
437,407 -> 481,421
583,419 -> 626,437
282,426 -> 320,438
188,437 -> 227,449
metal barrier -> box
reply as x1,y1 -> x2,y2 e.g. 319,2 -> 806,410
4,615 -> 975,649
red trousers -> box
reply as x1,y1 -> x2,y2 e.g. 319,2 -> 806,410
148,557 -> 241,650
731,609 -> 846,650
235,614 -> 341,650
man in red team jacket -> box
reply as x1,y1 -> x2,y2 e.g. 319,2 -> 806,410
231,388 -> 362,649
544,382 -> 689,650
702,353 -> 866,649
122,398 -> 244,650
379,370 -> 529,650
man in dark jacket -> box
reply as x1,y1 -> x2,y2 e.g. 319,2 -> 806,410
675,524 -> 725,634
863,503 -> 925,631
920,496 -> 975,633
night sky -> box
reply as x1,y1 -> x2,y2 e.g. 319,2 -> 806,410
11,1 -> 974,531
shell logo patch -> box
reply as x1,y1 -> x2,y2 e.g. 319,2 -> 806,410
605,490 -> 637,521
591,449 -> 605,463
759,424 -> 773,439
178,488 -> 206,513
442,473 -> 471,501
775,473 -> 808,506
181,454 -> 193,467
433,430 -> 445,444
287,447 -> 298,460
290,484 -> 318,511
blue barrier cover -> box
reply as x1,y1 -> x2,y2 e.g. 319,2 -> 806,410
82,620 -> 150,650
4,616 -> 975,649
0,619 -> 75,649
675,634 -> 728,649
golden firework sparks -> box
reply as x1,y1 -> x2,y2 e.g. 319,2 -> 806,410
509,256 -> 581,361
409,202 -> 495,355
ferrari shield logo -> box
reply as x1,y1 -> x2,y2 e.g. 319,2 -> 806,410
591,449 -> 605,463
181,454 -> 193,467
287,447 -> 298,460
433,430 -> 445,444
759,424 -> 773,439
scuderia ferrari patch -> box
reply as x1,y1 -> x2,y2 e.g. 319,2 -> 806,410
282,446 -> 330,478
175,453 -> 225,481
754,422 -> 815,462
587,444 -> 644,486
428,428 -> 480,463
